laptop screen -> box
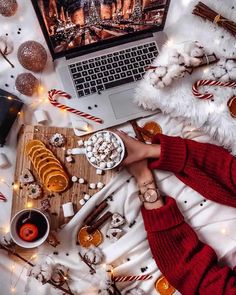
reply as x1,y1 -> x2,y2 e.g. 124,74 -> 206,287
33,0 -> 169,58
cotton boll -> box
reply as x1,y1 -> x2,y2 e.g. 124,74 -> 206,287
79,245 -> 104,265
162,73 -> 173,86
189,57 -> 201,67
154,66 -> 167,78
229,67 -> 236,80
221,73 -> 230,82
168,64 -> 186,79
212,66 -> 227,79
225,59 -> 235,71
190,47 -> 204,58
168,49 -> 180,64
155,80 -> 165,88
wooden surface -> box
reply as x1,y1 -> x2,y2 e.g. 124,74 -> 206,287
11,125 -> 115,258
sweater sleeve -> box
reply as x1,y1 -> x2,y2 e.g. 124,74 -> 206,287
141,197 -> 236,295
149,134 -> 236,194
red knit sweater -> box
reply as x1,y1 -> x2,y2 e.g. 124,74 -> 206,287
141,134 -> 236,295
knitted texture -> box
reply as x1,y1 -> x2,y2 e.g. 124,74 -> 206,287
148,134 -> 236,208
141,197 -> 236,295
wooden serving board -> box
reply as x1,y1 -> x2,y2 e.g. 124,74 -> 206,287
11,125 -> 115,258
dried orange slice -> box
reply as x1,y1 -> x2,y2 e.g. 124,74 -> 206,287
228,96 -> 236,118
155,276 -> 175,295
33,151 -> 57,170
39,161 -> 64,177
45,172 -> 69,192
30,147 -> 53,162
42,168 -> 64,184
142,121 -> 162,142
25,140 -> 45,155
28,145 -> 46,158
77,226 -> 103,248
38,156 -> 62,172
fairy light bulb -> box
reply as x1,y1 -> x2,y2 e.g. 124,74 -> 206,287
13,184 -> 19,190
10,287 -> 16,293
31,254 -> 37,259
182,0 -> 193,6
221,228 -> 227,235
8,96 -> 13,100
27,202 -> 33,208
214,39 -> 220,45
11,264 -> 16,271
166,38 -> 174,47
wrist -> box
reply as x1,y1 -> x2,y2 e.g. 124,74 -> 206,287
136,169 -> 154,187
144,144 -> 161,159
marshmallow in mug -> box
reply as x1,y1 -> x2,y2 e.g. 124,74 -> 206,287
87,132 -> 123,169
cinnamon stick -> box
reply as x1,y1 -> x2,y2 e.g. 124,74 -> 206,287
130,120 -> 145,142
83,200 -> 108,226
87,211 -> 112,234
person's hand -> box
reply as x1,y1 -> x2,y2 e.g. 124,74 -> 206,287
126,159 -> 151,184
115,130 -> 161,166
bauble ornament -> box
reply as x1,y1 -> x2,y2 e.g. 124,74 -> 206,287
17,41 -> 47,72
0,0 -> 18,17
15,73 -> 39,96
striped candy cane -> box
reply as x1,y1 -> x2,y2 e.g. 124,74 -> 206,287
0,192 -> 7,202
192,80 -> 236,100
48,89 -> 103,124
113,274 -> 152,282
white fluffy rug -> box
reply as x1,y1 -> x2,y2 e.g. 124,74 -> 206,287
135,0 -> 236,154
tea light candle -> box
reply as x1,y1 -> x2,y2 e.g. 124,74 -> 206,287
62,202 -> 74,217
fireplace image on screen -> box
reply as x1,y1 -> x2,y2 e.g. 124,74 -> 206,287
37,0 -> 166,53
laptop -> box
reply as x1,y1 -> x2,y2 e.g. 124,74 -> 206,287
31,0 -> 170,134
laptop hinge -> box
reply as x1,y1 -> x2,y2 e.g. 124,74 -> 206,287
65,31 -> 153,61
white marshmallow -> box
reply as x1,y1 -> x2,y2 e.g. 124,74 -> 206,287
97,182 -> 104,189
99,162 -> 106,169
71,176 -> 78,182
87,152 -> 93,158
117,147 -> 123,153
66,155 -> 74,163
90,157 -> 96,163
87,146 -> 92,152
87,140 -> 93,146
34,109 -> 48,124
0,153 -> 10,168
96,169 -> 103,175
84,194 -> 91,201
79,199 -> 86,206
107,161 -> 114,168
67,149 -> 72,155
89,183 -> 96,189
84,141 -> 88,147
77,139 -> 84,147
62,202 -> 74,217
79,178 -> 85,184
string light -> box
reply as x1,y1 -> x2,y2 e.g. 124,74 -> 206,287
8,96 -> 13,100
220,228 -> 227,235
13,184 -> 19,190
27,202 -> 33,208
182,0 -> 193,6
214,39 -> 220,45
203,68 -> 209,74
10,287 -> 16,293
166,38 -> 174,47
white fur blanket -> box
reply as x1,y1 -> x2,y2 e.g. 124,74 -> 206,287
135,0 -> 236,154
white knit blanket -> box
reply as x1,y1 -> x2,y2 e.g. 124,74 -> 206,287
26,113 -> 236,295
135,0 -> 236,154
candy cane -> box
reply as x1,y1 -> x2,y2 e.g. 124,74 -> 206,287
192,80 -> 236,100
0,192 -> 7,202
113,274 -> 152,282
48,89 -> 103,124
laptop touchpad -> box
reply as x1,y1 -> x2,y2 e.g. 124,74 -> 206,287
109,88 -> 144,119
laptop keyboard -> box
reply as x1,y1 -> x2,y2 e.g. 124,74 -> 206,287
69,42 -> 159,97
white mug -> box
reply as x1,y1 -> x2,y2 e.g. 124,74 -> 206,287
10,208 -> 50,249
